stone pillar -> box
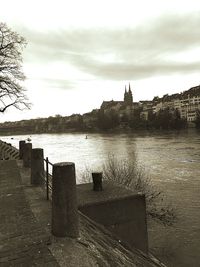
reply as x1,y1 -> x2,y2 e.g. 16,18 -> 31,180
92,172 -> 103,191
23,143 -> 32,168
52,162 -> 79,238
19,140 -> 26,159
31,148 -> 44,185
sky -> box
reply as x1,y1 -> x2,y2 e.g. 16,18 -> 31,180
0,0 -> 200,122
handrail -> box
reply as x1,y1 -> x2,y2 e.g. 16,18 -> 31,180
44,157 -> 54,166
43,157 -> 53,200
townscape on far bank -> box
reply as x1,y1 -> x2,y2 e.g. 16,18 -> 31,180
1,84 -> 200,135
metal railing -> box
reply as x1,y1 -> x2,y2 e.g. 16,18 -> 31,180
44,157 -> 53,200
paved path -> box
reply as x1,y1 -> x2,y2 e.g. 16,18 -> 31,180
0,159 -> 165,267
0,160 -> 58,266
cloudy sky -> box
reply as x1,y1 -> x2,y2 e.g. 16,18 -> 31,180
0,0 -> 200,122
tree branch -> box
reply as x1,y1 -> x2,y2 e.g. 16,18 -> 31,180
0,23 -> 29,113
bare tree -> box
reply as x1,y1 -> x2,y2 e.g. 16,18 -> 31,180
0,23 -> 30,113
81,154 -> 177,226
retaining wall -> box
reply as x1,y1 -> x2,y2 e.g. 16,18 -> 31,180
79,194 -> 148,253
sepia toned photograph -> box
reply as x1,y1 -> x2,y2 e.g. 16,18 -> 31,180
0,1 -> 200,266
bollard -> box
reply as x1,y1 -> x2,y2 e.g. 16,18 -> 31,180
31,148 -> 44,185
19,140 -> 26,159
92,172 -> 103,191
52,162 -> 79,238
23,143 -> 32,167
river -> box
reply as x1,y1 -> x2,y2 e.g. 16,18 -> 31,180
1,129 -> 200,267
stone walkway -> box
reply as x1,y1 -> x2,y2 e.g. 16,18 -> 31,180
0,159 -> 166,267
0,160 -> 58,266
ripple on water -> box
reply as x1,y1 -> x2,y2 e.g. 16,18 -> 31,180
1,130 -> 200,267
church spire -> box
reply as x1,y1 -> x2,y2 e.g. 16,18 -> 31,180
124,83 -> 133,105
124,83 -> 133,106
124,85 -> 128,102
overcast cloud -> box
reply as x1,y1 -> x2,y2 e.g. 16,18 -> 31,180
20,12 -> 200,83
1,0 -> 200,121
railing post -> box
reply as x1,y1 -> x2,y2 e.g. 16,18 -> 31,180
92,172 -> 103,191
46,157 -> 49,200
31,148 -> 44,185
52,162 -> 79,238
23,143 -> 32,168
19,140 -> 26,159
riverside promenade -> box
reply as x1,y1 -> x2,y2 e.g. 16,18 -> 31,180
0,141 -> 166,266
0,160 -> 58,266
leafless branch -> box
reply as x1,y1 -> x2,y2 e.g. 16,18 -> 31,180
0,22 -> 30,113
81,153 -> 177,226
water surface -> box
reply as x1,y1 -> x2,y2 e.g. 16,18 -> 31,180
1,129 -> 200,266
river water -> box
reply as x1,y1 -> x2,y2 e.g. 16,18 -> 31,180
1,129 -> 200,267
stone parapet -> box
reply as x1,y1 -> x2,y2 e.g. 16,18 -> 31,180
0,140 -> 19,160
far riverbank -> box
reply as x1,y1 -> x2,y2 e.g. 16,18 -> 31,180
0,125 -> 196,137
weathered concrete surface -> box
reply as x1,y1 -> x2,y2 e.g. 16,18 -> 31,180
0,160 -> 58,266
31,148 -> 45,185
77,182 -> 148,253
52,162 -> 79,238
77,181 -> 139,206
0,158 -> 166,267
0,140 -> 19,160
17,161 -> 165,267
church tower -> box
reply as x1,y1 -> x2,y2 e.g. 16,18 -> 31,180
128,83 -> 133,104
124,83 -> 133,105
124,85 -> 128,102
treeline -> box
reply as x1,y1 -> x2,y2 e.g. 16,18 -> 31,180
147,108 -> 187,130
195,110 -> 200,129
0,108 -> 192,135
0,114 -> 85,134
97,108 -> 187,131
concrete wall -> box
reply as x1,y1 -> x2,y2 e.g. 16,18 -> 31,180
79,194 -> 148,253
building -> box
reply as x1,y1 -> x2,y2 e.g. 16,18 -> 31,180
124,83 -> 133,106
152,85 -> 200,122
101,83 -> 134,111
100,84 -> 138,122
139,101 -> 153,121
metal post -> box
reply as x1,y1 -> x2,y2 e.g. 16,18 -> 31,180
46,157 -> 49,200
92,172 -> 103,191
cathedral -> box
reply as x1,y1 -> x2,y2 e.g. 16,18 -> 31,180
101,83 -> 134,111
124,83 -> 133,106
